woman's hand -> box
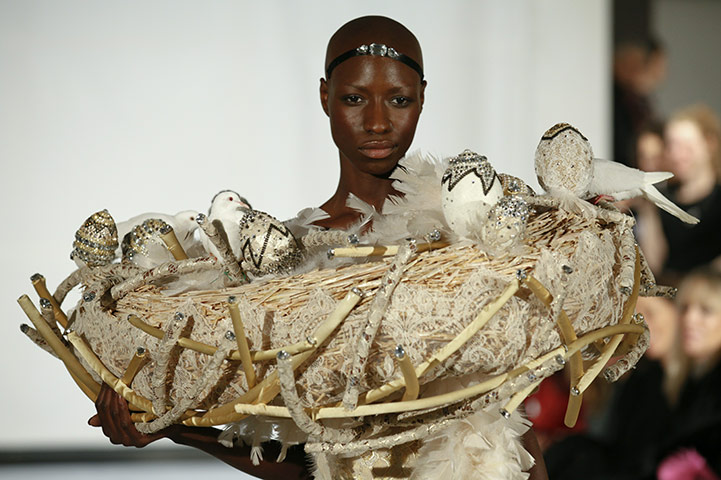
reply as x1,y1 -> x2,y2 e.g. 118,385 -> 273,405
88,383 -> 168,447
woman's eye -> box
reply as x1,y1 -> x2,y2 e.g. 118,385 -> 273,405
391,96 -> 411,107
343,95 -> 363,104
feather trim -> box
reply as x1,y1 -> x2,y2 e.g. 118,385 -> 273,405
411,407 -> 534,480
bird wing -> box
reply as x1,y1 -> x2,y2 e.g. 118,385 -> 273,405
588,158 -> 673,199
643,184 -> 699,224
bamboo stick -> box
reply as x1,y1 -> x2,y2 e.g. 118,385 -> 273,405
363,278 -> 519,405
151,312 -> 188,415
120,347 -> 149,386
234,323 -> 645,422
20,323 -> 58,359
137,341 -> 233,434
159,226 -> 189,260
500,379 -> 542,417
30,273 -> 68,328
19,323 -> 98,402
523,274 -> 584,428
53,269 -> 82,305
17,295 -> 100,397
343,241 -> 416,410
394,345 -> 419,402
576,248 -> 641,394
67,332 -> 165,415
228,296 -> 256,389
329,241 -> 449,259
185,287 -> 363,427
128,315 -> 320,362
276,350 -> 354,442
195,213 -> 244,284
111,257 -> 219,300
38,297 -> 63,339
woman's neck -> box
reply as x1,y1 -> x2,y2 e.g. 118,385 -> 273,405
316,156 -> 401,230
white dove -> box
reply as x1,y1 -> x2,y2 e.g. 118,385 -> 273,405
535,122 -> 698,224
116,210 -> 203,258
201,189 -> 252,260
586,157 -> 699,224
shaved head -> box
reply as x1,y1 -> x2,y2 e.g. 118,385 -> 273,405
325,16 -> 423,78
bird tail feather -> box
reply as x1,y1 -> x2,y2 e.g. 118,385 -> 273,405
644,170 -> 674,185
644,185 -> 699,224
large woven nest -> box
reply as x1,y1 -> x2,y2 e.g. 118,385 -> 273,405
21,199 -> 653,438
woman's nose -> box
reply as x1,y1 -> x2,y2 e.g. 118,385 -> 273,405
363,100 -> 392,134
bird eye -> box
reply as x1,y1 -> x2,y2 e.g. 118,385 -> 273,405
228,196 -> 233,201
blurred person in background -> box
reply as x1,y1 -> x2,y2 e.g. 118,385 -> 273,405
629,120 -> 670,273
543,295 -> 686,479
639,104 -> 721,284
656,267 -> 721,480
613,38 -> 667,168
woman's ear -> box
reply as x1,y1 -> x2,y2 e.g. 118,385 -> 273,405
420,80 -> 427,112
320,78 -> 330,117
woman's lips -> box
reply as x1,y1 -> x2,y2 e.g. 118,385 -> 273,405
359,141 -> 395,159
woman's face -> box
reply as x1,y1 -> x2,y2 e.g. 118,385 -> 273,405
636,296 -> 678,360
636,131 -> 665,172
665,119 -> 712,182
679,278 -> 721,364
321,55 -> 425,177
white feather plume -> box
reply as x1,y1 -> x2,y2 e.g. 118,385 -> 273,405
411,407 -> 535,480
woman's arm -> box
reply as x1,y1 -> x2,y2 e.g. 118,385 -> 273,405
88,384 -> 311,479
523,428 -> 549,480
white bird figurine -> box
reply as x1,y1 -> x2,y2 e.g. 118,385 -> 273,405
535,122 -> 698,224
201,189 -> 252,260
116,210 -> 203,258
441,149 -> 504,238
587,157 -> 699,224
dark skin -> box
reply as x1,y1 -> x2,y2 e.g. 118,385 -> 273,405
89,15 -> 548,480
314,17 -> 426,230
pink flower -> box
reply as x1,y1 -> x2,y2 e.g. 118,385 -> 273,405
657,448 -> 719,480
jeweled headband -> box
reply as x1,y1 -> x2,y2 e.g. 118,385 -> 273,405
325,43 -> 424,80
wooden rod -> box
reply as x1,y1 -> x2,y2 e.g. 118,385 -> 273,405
234,323 -> 645,422
128,314 -> 315,362
159,227 -> 189,260
501,379 -> 542,417
363,278 -> 519,405
524,275 -> 584,428
330,241 -> 449,258
576,248 -> 641,394
17,295 -> 99,397
120,347 -> 149,386
30,273 -> 68,328
394,346 -> 419,402
228,296 -> 256,389
185,287 -> 363,427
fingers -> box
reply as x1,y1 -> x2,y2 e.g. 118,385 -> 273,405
93,383 -> 159,448
88,414 -> 101,427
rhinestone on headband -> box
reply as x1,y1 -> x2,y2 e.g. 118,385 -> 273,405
325,43 -> 424,80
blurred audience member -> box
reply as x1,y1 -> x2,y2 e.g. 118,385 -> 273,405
636,120 -> 667,173
656,267 -> 721,479
639,104 -> 721,284
543,296 -> 684,479
613,38 -> 667,168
